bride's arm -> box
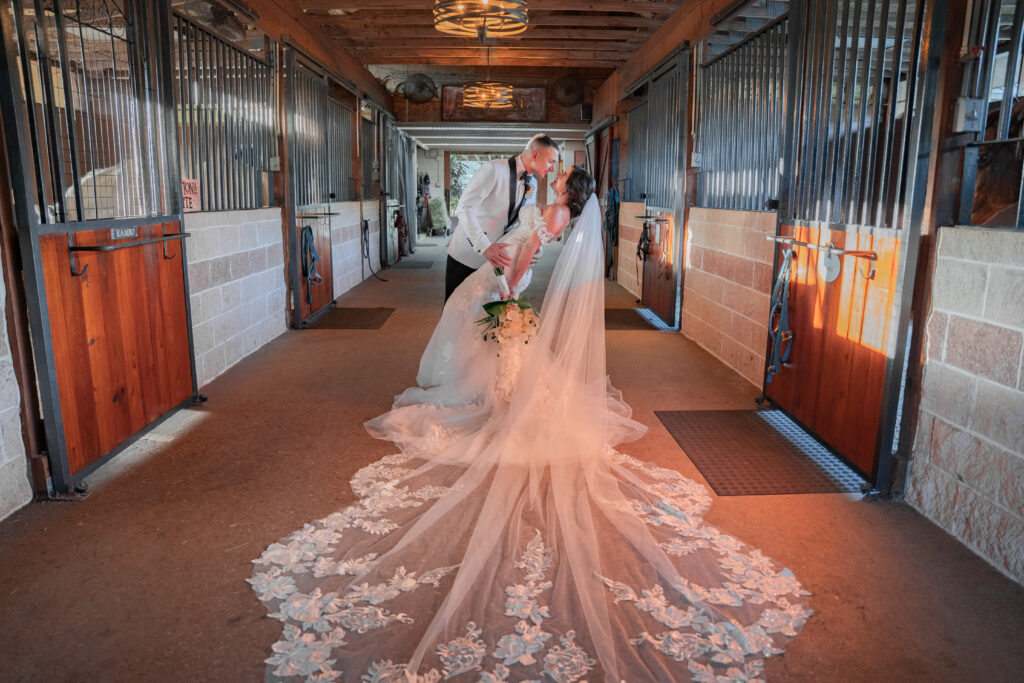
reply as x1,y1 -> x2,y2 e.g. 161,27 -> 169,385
505,233 -> 540,297
505,204 -> 571,296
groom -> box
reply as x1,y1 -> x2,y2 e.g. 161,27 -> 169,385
444,134 -> 560,302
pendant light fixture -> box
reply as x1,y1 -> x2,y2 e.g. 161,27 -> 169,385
460,47 -> 515,109
433,0 -> 529,40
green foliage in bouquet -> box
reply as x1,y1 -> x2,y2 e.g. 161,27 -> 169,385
476,297 -> 538,344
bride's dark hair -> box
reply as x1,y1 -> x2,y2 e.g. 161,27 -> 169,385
565,167 -> 596,217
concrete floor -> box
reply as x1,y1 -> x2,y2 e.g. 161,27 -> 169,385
1,236 -> 1022,682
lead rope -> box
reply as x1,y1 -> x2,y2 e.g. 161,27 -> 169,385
766,248 -> 795,383
300,224 -> 322,304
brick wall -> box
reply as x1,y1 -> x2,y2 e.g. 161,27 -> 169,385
0,258 -> 30,520
616,201 -> 646,299
185,208 -> 287,387
681,208 -> 775,387
907,227 -> 1024,584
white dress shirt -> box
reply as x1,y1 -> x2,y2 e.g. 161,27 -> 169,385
447,158 -> 536,269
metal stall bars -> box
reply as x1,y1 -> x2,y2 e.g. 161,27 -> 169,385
379,117 -> 416,262
172,12 -> 276,212
696,16 -> 789,211
625,98 -> 649,204
957,0 -> 1024,229
768,0 -> 947,488
284,49 -> 355,328
624,49 -> 690,329
383,122 -> 416,257
0,0 -> 195,493
381,115 -> 401,266
361,108 -> 377,201
399,131 -> 418,252
327,98 -> 355,203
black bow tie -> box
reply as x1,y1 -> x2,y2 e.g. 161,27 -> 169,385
520,172 -> 531,189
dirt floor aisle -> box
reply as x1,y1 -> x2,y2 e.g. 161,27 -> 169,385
1,236 -> 1022,682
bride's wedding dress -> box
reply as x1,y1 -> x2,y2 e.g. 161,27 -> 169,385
250,196 -> 810,682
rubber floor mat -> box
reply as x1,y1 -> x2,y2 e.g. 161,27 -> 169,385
655,410 -> 866,496
605,308 -> 656,330
391,261 -> 433,269
307,307 -> 395,330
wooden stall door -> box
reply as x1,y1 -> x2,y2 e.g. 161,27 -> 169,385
763,0 -> 942,483
764,227 -> 901,476
641,212 -> 677,325
297,216 -> 333,322
40,224 -> 194,477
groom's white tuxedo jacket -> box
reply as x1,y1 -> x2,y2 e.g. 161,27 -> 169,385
448,158 -> 536,269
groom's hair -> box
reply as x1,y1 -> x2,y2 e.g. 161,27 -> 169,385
524,134 -> 558,154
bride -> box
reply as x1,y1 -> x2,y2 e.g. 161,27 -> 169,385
251,167 -> 810,682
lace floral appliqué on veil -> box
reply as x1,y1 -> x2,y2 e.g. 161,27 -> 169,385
251,448 -> 810,682
250,195 -> 810,681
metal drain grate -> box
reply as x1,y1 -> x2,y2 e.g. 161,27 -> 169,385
655,410 -> 866,496
307,307 -> 395,330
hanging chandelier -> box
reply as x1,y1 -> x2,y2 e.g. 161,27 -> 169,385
460,46 -> 515,109
433,0 -> 529,39
460,81 -> 515,109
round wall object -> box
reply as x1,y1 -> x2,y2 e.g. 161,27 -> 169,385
818,247 -> 841,283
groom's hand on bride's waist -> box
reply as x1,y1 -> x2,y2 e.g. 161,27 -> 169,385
484,243 -> 513,268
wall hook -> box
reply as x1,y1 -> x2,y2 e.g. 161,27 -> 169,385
859,259 -> 876,279
67,233 -> 88,277
162,237 -> 177,260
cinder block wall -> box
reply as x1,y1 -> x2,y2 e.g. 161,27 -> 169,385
681,208 -> 775,387
907,227 -> 1024,585
0,260 -> 30,520
184,208 -> 287,387
616,201 -> 646,300
331,202 -> 380,297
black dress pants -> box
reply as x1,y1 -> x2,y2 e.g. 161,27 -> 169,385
444,255 -> 479,304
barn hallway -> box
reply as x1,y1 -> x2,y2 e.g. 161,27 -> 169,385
0,237 -> 1021,682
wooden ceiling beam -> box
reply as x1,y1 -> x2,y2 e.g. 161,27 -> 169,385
369,64 -> 613,81
344,40 -> 636,52
353,48 -> 626,60
329,27 -> 651,41
304,11 -> 664,29
297,1 -> 680,13
240,0 -> 392,109
367,56 -> 623,68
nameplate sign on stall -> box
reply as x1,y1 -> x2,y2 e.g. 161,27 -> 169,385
182,178 -> 200,212
110,227 -> 138,240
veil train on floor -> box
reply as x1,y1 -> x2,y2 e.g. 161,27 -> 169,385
250,195 -> 810,682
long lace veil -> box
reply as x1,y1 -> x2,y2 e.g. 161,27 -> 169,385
505,192 -> 646,462
252,192 -> 810,683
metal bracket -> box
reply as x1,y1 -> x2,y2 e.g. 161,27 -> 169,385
766,235 -> 877,279
162,232 -> 177,260
858,257 -> 877,280
67,233 -> 88,277
68,232 -> 191,274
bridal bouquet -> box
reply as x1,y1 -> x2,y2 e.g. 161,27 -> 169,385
476,297 -> 539,348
